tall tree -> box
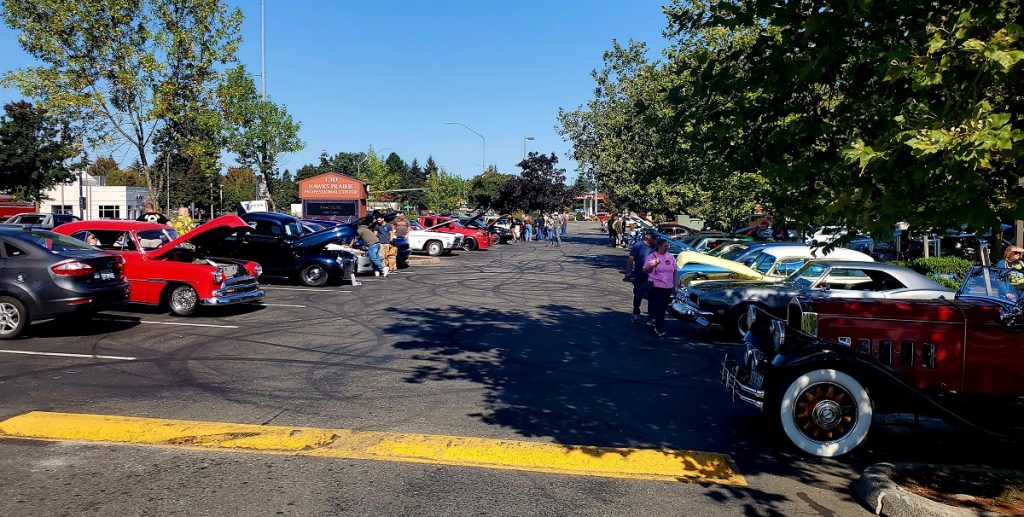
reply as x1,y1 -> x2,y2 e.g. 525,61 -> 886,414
496,152 -> 570,212
399,157 -> 425,209
359,148 -> 400,200
221,166 -> 257,211
1,0 -> 243,210
423,167 -> 467,213
0,101 -> 77,202
220,65 -> 304,210
467,167 -> 513,208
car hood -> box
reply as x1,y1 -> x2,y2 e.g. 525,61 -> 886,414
293,224 -> 357,249
676,251 -> 765,280
148,214 -> 252,260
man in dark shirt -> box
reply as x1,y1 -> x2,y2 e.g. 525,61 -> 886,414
137,202 -> 169,225
375,214 -> 395,273
356,223 -> 385,276
626,231 -> 656,323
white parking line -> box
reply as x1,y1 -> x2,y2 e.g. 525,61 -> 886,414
262,287 -> 335,292
0,350 -> 136,361
259,303 -> 308,308
140,321 -> 239,329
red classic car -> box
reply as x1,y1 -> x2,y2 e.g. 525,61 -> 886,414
723,265 -> 1024,457
53,215 -> 264,316
418,215 -> 493,250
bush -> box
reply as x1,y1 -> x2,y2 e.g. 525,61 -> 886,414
890,257 -> 973,290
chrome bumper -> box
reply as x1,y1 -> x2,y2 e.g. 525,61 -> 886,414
203,278 -> 265,306
720,352 -> 765,410
670,300 -> 714,323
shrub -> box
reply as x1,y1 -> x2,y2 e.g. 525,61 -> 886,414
890,257 -> 973,290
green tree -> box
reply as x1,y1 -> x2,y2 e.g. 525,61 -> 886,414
0,101 -> 76,202
467,166 -> 513,208
360,147 -> 400,200
221,166 -> 257,211
423,167 -> 467,213
1,0 -> 243,210
220,65 -> 304,210
87,155 -> 120,178
105,168 -> 146,187
496,152 -> 570,213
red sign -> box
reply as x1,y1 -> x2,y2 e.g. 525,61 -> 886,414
298,173 -> 366,200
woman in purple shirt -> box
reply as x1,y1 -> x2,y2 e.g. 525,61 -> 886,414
643,239 -> 679,337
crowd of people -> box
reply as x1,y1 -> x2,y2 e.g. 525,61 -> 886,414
511,212 -> 569,247
353,212 -> 409,277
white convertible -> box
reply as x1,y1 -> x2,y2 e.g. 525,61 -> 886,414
407,220 -> 462,256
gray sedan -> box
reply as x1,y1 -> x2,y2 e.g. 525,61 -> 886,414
672,260 -> 953,340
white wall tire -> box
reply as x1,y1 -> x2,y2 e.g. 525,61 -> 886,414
778,368 -> 872,458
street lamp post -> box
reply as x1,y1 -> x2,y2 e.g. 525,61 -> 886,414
523,136 -> 534,160
446,121 -> 485,174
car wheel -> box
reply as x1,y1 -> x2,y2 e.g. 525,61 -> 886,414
0,297 -> 28,339
463,238 -> 478,251
300,263 -> 329,287
426,240 -> 443,256
168,285 -> 199,316
777,368 -> 873,458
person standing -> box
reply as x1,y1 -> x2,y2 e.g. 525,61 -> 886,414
511,217 -> 521,243
626,231 -> 656,323
643,239 -> 679,338
997,246 -> 1024,271
170,206 -> 196,235
613,215 -> 624,248
523,214 -> 533,242
535,213 -> 546,245
355,222 -> 385,276
559,212 -> 568,238
137,202 -> 169,225
375,214 -> 396,274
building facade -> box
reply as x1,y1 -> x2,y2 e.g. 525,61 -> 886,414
42,173 -> 149,221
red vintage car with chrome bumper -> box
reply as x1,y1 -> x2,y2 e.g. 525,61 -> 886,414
54,215 -> 264,316
419,215 -> 493,250
722,265 -> 1024,458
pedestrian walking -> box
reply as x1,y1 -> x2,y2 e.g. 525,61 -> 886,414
607,217 -> 617,247
643,239 -> 679,338
535,214 -> 546,244
626,231 -> 656,323
613,216 -> 624,248
559,212 -> 568,238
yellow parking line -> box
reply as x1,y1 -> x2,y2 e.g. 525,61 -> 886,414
0,412 -> 745,485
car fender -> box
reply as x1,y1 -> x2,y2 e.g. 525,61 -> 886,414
0,284 -> 42,317
291,255 -> 346,278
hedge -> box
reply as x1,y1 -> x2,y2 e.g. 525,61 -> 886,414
890,257 -> 973,290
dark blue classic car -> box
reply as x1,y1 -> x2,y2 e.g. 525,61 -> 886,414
207,212 -> 358,287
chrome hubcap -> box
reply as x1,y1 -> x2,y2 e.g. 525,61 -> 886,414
812,400 -> 842,429
171,288 -> 197,312
305,267 -> 325,282
0,303 -> 20,334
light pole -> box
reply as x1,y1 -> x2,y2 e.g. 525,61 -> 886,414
523,136 -> 534,160
261,0 -> 266,100
446,121 -> 485,174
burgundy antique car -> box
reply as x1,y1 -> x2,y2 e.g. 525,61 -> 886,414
722,265 -> 1024,457
54,215 -> 264,316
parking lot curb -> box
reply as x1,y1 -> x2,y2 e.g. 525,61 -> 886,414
407,256 -> 441,266
853,463 -> 1005,516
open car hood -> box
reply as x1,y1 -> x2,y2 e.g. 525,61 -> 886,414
148,214 -> 252,260
293,223 -> 357,249
676,251 -> 765,281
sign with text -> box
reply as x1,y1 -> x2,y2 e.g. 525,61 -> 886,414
298,173 -> 366,200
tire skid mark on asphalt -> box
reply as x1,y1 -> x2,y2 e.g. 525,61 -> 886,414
0,411 -> 747,485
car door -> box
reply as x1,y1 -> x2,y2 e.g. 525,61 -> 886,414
240,218 -> 287,275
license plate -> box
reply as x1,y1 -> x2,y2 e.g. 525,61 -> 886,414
749,370 -> 764,390
100,270 -> 115,280
695,316 -> 710,326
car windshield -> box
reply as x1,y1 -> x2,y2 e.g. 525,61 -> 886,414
752,253 -> 777,274
284,222 -> 304,236
20,230 -> 95,253
137,228 -> 179,251
410,221 -> 423,230
788,262 -> 830,288
719,245 -> 750,261
959,266 -> 1024,304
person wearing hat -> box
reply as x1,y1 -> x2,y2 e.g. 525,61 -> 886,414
626,230 -> 657,324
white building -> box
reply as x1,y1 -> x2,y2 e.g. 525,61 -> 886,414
41,172 -> 149,221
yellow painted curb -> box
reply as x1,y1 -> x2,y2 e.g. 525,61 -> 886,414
0,411 -> 746,485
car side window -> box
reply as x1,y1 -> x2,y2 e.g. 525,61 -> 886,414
3,241 -> 26,257
253,220 -> 283,235
772,258 -> 804,276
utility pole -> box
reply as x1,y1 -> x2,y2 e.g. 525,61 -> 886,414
261,0 -> 267,100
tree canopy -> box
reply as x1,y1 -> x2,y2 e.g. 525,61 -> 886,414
0,101 -> 77,202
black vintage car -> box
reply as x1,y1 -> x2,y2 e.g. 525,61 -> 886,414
0,227 -> 129,338
207,212 -> 357,287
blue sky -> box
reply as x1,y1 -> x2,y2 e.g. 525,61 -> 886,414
0,1 -> 669,180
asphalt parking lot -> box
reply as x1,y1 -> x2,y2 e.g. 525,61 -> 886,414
0,222 -> 1013,516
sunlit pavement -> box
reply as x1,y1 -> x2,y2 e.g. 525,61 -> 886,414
2,222 -> 1000,515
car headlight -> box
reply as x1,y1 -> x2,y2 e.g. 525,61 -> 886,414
255,264 -> 263,277
212,269 -> 226,284
771,319 -> 786,350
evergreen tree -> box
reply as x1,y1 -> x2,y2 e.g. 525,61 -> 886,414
0,101 -> 76,202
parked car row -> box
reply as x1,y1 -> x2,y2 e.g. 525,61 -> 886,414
0,209 -> 506,339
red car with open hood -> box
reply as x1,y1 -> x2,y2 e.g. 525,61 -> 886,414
54,215 -> 264,316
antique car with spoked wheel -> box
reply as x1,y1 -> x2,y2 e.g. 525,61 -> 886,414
722,265 -> 1024,457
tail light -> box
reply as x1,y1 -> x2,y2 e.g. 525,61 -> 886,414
51,259 -> 95,276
